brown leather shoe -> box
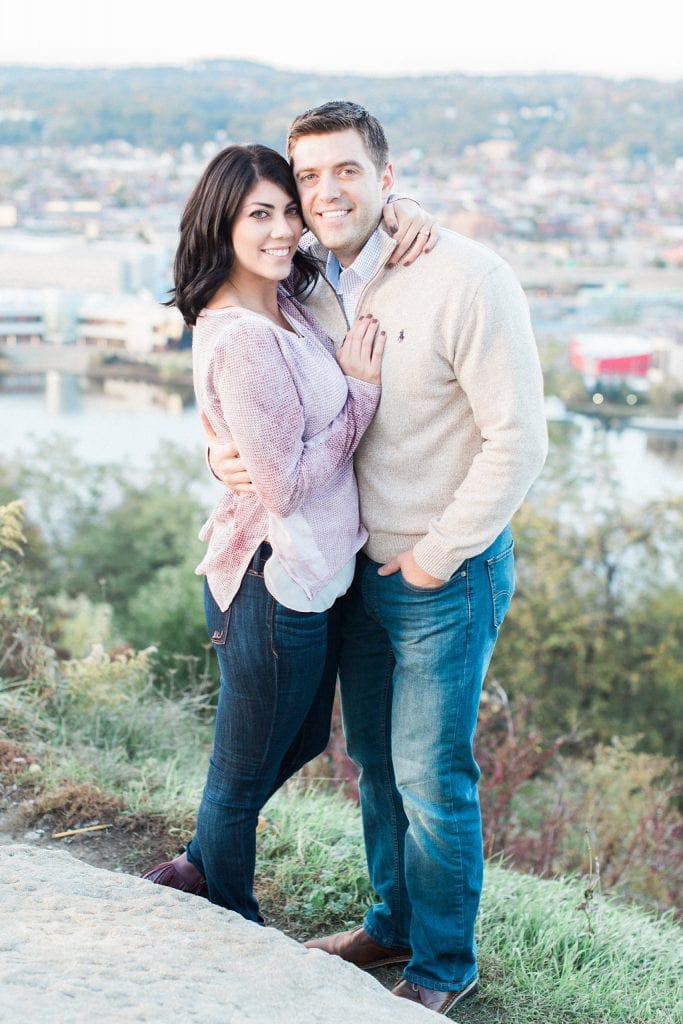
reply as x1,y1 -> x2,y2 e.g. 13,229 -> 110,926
392,978 -> 478,1014
142,854 -> 209,899
304,926 -> 411,969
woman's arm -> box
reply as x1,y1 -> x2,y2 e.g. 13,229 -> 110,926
206,316 -> 383,518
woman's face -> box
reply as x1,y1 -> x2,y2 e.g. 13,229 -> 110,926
229,179 -> 304,286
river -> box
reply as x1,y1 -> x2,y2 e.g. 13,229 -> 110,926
1,392 -> 682,508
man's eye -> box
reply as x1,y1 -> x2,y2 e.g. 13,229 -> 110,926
341,168 -> 357,176
300,174 -> 316,183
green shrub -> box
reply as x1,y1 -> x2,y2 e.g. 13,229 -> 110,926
0,500 -> 56,684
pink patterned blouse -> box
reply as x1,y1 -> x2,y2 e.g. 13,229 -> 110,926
192,290 -> 380,612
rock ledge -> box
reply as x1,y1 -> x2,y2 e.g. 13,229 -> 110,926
0,845 -> 428,1023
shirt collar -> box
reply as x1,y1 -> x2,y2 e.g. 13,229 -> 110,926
325,229 -> 384,291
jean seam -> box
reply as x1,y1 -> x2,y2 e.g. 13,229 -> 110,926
362,641 -> 402,950
403,967 -> 479,991
444,559 -> 471,950
485,541 -> 514,567
385,646 -> 404,947
268,596 -> 279,661
255,598 -> 281,776
361,560 -> 405,949
486,544 -> 515,629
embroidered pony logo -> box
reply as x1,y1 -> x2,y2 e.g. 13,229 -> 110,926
398,330 -> 406,343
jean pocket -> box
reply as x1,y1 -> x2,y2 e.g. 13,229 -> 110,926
486,542 -> 515,628
204,579 -> 231,646
398,570 -> 451,594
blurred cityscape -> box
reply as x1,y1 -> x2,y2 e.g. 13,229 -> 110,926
0,64 -> 682,427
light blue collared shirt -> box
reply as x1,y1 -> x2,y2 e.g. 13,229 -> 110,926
325,229 -> 384,325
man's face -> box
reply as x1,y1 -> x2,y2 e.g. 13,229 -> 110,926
291,128 -> 394,267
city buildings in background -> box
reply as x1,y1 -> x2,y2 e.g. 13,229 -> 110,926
0,75 -> 682,415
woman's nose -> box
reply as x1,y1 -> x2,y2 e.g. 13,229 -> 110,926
270,215 -> 294,238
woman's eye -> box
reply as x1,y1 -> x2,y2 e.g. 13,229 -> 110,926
250,210 -> 268,218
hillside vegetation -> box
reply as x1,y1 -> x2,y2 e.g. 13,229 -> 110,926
1,437 -> 682,1021
1,62 -> 681,160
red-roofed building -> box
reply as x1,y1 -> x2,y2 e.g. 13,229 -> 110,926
570,334 -> 652,378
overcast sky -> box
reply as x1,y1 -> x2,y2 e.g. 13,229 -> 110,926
0,0 -> 680,80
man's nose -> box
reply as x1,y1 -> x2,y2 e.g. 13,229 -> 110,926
318,171 -> 341,201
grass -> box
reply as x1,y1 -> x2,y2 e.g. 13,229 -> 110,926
0,648 -> 213,822
255,780 -> 376,935
255,785 -> 682,1024
476,866 -> 682,1023
1,655 -> 681,1024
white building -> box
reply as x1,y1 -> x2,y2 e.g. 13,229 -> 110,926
0,232 -> 170,298
0,289 -> 182,357
76,294 -> 183,355
0,288 -> 46,345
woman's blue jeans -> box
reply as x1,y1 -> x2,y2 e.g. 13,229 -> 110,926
186,544 -> 339,922
337,526 -> 515,991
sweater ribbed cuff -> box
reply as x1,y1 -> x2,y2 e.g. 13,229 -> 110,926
412,535 -> 466,582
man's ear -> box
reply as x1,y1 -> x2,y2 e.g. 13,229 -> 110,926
381,162 -> 395,197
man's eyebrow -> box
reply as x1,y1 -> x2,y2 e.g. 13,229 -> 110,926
296,160 -> 364,175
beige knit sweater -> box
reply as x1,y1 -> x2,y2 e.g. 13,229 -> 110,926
301,227 -> 548,580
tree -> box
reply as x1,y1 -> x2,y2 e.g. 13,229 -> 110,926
494,491 -> 683,757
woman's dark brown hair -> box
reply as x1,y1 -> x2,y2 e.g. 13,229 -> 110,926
169,144 -> 318,325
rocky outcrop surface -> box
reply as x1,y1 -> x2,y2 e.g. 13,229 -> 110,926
0,845 -> 428,1023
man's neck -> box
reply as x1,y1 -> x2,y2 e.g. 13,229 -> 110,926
330,225 -> 382,269
336,253 -> 356,270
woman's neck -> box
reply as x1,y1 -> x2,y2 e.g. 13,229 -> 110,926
207,275 -> 284,326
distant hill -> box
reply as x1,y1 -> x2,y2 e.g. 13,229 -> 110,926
0,61 -> 681,160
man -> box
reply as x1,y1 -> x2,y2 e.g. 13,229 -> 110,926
212,101 -> 547,1014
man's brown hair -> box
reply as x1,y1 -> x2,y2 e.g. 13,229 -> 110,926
287,101 -> 390,172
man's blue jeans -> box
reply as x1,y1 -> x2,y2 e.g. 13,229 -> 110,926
338,526 -> 515,991
186,544 -> 339,921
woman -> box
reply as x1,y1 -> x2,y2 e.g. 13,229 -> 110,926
142,144 -> 423,923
